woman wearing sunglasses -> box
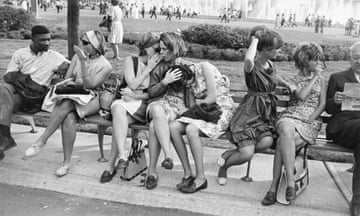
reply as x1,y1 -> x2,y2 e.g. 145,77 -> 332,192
25,30 -> 112,177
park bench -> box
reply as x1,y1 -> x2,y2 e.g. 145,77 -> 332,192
13,83 -> 353,184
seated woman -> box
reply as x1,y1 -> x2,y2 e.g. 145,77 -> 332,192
262,42 -> 326,205
169,59 -> 236,193
25,30 -> 112,177
217,26 -> 287,186
99,33 -> 162,183
143,32 -> 188,189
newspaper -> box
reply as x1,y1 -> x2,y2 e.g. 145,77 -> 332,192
342,83 -> 360,111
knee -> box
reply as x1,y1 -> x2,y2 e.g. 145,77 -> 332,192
277,121 -> 295,137
185,124 -> 199,139
63,112 -> 77,129
148,104 -> 165,120
58,100 -> 74,112
169,121 -> 182,133
111,103 -> 127,117
238,146 -> 255,161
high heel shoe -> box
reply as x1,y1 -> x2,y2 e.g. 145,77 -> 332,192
261,191 -> 276,206
285,186 -> 296,201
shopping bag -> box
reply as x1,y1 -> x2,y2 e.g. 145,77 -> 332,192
120,138 -> 147,181
276,151 -> 309,205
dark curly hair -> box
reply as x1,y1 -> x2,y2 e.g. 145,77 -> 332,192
249,26 -> 284,51
165,64 -> 194,92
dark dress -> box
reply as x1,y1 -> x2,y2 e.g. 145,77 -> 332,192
228,60 -> 278,147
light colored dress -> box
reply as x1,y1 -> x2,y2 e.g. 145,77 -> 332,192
108,5 -> 123,44
176,62 -> 236,139
276,75 -> 322,144
111,56 -> 149,123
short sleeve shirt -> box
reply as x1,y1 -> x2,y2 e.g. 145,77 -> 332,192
6,47 -> 69,86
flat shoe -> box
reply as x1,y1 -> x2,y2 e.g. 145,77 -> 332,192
217,177 -> 227,186
100,170 -> 117,183
261,191 -> 276,206
285,186 -> 296,201
55,164 -> 70,177
176,176 -> 195,190
145,175 -> 158,190
25,144 -> 41,157
180,179 -> 208,193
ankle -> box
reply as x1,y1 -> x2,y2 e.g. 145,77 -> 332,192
0,124 -> 10,137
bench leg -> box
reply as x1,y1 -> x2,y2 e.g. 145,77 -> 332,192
22,115 -> 37,133
97,125 -> 108,162
241,159 -> 253,182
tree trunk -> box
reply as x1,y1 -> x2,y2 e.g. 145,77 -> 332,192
67,0 -> 80,59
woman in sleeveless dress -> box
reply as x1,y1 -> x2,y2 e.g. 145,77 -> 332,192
99,34 -> 162,183
108,0 -> 124,59
217,26 -> 287,186
262,42 -> 326,205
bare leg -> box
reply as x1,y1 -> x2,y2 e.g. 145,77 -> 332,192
61,112 -> 77,166
277,121 -> 305,188
268,139 -> 284,193
185,124 -> 205,183
111,43 -> 119,58
148,104 -> 172,159
170,121 -> 192,177
106,138 -> 119,172
147,121 -> 161,177
35,100 -> 74,146
111,104 -> 135,161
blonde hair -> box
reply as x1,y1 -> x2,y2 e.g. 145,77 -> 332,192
160,32 -> 187,57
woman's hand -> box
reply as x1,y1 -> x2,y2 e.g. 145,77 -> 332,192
162,68 -> 182,85
73,45 -> 87,61
120,87 -> 136,98
147,54 -> 162,71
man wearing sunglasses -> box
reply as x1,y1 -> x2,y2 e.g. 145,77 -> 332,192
0,25 -> 69,159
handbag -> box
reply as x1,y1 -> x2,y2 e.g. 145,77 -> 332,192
181,103 -> 223,123
276,146 -> 309,205
55,84 -> 90,95
120,138 -> 148,181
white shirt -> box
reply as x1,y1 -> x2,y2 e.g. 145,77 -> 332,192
6,47 -> 69,86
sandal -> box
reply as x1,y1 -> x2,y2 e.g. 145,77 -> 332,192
161,158 -> 174,170
145,174 -> 158,190
176,176 -> 195,190
261,191 -> 276,206
25,144 -> 41,157
55,164 -> 70,177
179,179 -> 208,193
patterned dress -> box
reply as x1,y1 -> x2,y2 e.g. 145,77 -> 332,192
228,60 -> 278,147
276,75 -> 322,144
176,62 -> 236,139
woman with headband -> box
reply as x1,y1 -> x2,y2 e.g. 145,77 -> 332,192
25,30 -> 112,177
261,42 -> 326,205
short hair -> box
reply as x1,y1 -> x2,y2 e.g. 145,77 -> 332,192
31,25 -> 50,37
350,41 -> 360,58
160,32 -> 187,57
249,26 -> 284,51
111,0 -> 119,5
293,42 -> 323,70
137,33 -> 160,56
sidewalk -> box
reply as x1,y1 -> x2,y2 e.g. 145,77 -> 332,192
0,124 -> 350,216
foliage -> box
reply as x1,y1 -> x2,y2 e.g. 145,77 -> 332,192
0,6 -> 35,31
182,24 -> 249,49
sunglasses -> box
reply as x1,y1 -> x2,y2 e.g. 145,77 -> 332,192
81,39 -> 91,46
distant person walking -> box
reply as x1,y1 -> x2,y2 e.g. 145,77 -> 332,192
107,0 -> 123,59
150,6 -> 157,19
320,16 -> 325,34
314,16 -> 320,33
274,13 -> 280,29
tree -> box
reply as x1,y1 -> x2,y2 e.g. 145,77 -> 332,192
67,0 -> 79,59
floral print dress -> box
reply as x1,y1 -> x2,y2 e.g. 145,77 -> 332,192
176,63 -> 236,139
276,75 -> 322,144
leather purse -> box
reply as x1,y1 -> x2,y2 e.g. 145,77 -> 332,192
119,138 -> 147,181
